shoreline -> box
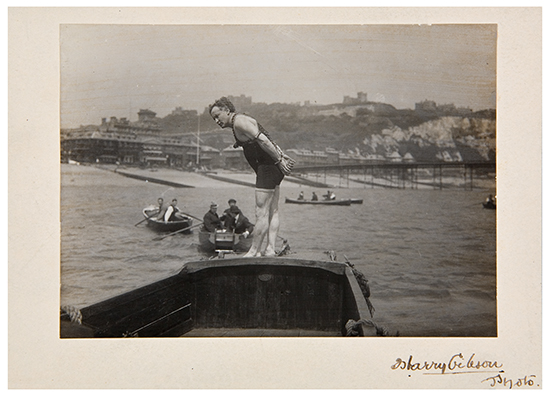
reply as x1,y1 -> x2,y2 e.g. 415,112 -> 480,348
65,163 -> 496,191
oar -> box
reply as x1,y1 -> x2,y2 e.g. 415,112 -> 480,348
178,212 -> 203,222
152,222 -> 203,241
135,213 -> 158,227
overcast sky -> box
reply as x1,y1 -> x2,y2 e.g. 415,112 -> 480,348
60,24 -> 496,128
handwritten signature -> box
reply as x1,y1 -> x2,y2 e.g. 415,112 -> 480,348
390,353 -> 502,375
481,374 -> 537,389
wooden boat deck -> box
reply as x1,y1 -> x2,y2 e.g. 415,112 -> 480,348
61,257 -> 377,337
182,328 -> 341,337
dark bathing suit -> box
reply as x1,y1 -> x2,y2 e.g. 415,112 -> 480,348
232,114 -> 284,190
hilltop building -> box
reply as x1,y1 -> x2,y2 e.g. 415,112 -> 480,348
99,108 -> 162,135
415,100 -> 473,117
343,92 -> 368,105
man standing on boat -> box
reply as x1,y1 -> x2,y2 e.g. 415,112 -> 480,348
209,97 -> 295,257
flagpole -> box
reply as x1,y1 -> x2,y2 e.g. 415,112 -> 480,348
196,114 -> 200,165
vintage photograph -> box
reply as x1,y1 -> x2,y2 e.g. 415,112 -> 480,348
59,24 -> 497,338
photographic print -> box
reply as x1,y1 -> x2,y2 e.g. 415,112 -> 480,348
8,7 -> 541,389
59,23 -> 497,339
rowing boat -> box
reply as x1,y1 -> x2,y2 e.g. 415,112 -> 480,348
142,207 -> 193,233
198,229 -> 253,253
482,202 -> 496,210
60,257 -> 379,337
285,197 -> 352,206
323,198 -> 363,204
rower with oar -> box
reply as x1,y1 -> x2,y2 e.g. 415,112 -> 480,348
135,197 -> 167,226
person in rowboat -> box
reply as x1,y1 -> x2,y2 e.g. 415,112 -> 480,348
220,198 -> 241,223
311,192 -> 318,201
156,197 -> 164,211
226,205 -> 254,238
323,190 -> 336,201
155,197 -> 171,221
297,191 -> 304,200
220,198 -> 243,227
202,202 -> 223,232
165,198 -> 186,222
209,97 -> 295,257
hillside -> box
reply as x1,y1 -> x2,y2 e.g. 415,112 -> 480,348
161,102 -> 495,163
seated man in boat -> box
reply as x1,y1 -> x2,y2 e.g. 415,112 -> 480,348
220,198 -> 241,224
143,197 -> 165,218
202,202 -> 223,232
323,190 -> 336,200
311,192 -> 318,201
156,197 -> 164,212
225,205 -> 254,238
155,198 -> 172,221
297,191 -> 304,200
165,198 -> 186,222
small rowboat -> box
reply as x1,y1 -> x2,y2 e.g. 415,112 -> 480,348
482,202 -> 496,210
60,257 -> 379,337
142,207 -> 193,233
323,198 -> 363,204
198,229 -> 253,253
285,197 -> 351,206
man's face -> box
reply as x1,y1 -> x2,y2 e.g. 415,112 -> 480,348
210,106 -> 231,128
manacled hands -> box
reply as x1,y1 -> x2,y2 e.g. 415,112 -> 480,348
277,154 -> 296,176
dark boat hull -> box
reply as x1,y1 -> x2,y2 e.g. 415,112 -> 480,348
482,202 -> 496,209
198,230 -> 253,252
60,258 -> 376,337
285,197 -> 351,206
143,209 -> 193,233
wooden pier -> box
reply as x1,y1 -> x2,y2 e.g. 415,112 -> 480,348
292,162 -> 496,190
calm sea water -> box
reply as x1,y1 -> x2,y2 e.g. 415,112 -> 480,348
60,164 -> 497,337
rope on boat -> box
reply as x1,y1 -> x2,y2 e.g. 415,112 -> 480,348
350,266 -> 375,318
276,239 -> 291,256
60,305 -> 83,325
325,252 -> 375,318
345,318 -> 389,337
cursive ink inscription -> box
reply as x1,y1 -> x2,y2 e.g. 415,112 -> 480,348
391,353 -> 503,375
482,374 -> 537,389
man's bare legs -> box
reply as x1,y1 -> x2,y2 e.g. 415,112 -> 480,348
263,186 -> 280,257
243,188 -> 274,258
